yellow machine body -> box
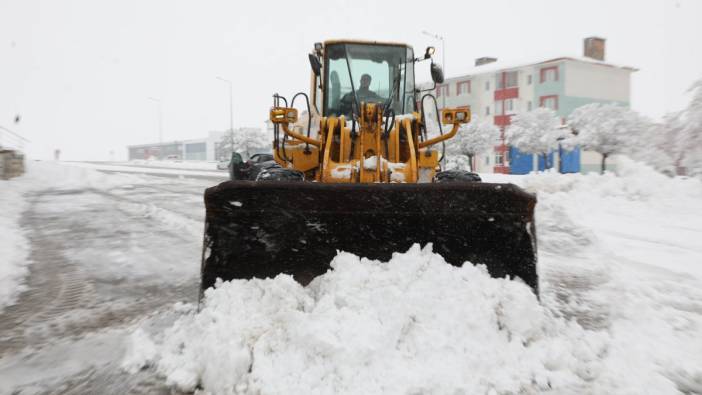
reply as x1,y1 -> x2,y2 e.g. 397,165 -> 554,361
200,40 -> 539,295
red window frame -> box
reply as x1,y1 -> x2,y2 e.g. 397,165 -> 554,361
539,66 -> 559,83
539,95 -> 559,110
436,84 -> 449,97
456,81 -> 471,95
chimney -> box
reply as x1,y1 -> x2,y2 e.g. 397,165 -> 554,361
583,37 -> 605,61
475,57 -> 497,66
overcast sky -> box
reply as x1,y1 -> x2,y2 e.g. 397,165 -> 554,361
1,0 -> 701,160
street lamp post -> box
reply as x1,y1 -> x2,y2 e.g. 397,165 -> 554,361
216,77 -> 234,133
422,30 -> 446,108
147,97 -> 163,145
216,77 -> 235,159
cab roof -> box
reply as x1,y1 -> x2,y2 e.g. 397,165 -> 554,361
322,39 -> 412,49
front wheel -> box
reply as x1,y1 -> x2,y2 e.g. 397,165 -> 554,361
433,170 -> 482,183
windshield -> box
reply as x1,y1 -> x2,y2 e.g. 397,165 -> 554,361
324,43 -> 415,117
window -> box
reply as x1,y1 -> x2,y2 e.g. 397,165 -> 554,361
324,43 -> 415,117
505,71 -> 518,88
540,95 -> 559,110
540,66 -> 559,83
457,81 -> 471,95
527,101 -> 532,111
496,71 -> 518,89
485,105 -> 491,116
485,155 -> 490,165
495,98 -> 517,115
436,84 -> 449,97
527,74 -> 532,85
495,151 -> 503,166
485,80 -> 490,91
504,98 -> 515,113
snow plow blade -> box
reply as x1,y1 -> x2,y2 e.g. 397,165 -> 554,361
201,181 -> 538,293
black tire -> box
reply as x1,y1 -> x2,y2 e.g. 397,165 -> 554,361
255,167 -> 305,181
433,170 -> 482,183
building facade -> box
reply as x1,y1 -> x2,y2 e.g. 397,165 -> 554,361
430,37 -> 636,174
128,128 -> 263,161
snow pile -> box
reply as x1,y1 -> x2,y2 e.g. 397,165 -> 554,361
126,245 -> 606,394
511,157 -> 702,204
520,159 -> 702,394
0,176 -> 31,312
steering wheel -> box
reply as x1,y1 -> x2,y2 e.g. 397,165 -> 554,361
339,93 -> 356,117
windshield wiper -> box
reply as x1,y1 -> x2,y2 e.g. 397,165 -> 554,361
343,45 -> 359,119
384,70 -> 402,115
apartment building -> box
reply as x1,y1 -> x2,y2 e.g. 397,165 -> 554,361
431,37 -> 637,174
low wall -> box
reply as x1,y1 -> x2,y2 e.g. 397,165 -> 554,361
0,150 -> 25,180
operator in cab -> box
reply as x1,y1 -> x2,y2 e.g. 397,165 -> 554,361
356,74 -> 383,103
340,73 -> 383,116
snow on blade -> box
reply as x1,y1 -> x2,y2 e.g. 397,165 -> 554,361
126,245 -> 602,394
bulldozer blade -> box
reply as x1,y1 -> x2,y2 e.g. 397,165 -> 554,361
201,181 -> 538,294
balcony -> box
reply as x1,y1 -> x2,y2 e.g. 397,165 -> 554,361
494,87 -> 519,100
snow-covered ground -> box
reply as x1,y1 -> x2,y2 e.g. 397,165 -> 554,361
105,159 -> 222,171
1,159 -> 701,394
0,161 -> 206,393
69,160 -> 228,179
125,157 -> 702,394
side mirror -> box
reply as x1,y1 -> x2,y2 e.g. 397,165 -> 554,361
424,46 -> 435,60
308,54 -> 322,77
431,63 -> 444,84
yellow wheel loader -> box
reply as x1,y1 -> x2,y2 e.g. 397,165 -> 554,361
201,40 -> 538,294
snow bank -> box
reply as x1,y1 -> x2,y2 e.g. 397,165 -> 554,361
127,245 -> 605,394
0,176 -> 31,312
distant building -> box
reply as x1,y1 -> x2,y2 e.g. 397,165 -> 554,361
127,128 -> 263,161
427,37 -> 637,174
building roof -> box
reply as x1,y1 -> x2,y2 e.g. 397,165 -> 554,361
440,55 -> 637,83
127,141 -> 184,149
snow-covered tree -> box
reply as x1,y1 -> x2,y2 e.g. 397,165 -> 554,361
628,119 -> 675,175
679,79 -> 702,176
218,128 -> 269,160
447,120 -> 500,171
505,107 -> 564,170
566,103 -> 645,174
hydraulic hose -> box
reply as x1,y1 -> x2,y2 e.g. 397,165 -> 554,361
420,93 -> 446,163
291,92 -> 313,154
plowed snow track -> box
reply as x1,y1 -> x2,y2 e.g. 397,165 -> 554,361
0,176 -> 206,393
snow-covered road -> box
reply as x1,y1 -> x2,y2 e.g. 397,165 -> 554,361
0,162 -> 215,393
1,160 -> 701,394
